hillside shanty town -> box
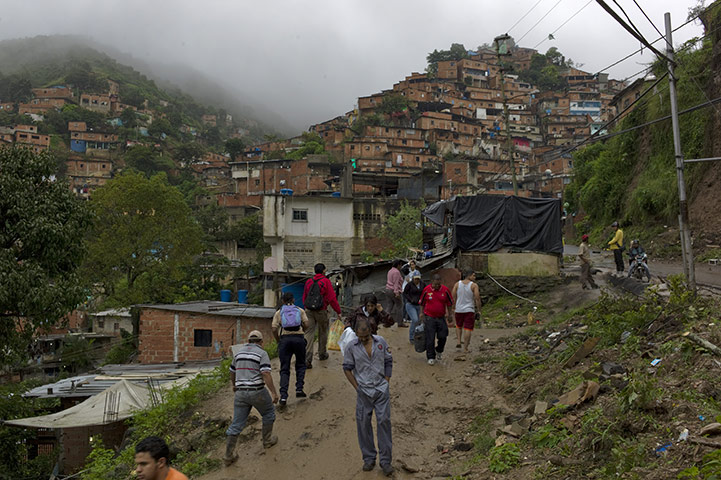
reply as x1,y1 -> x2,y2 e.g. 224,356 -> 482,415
4,1 -> 721,479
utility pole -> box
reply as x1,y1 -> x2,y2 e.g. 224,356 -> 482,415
495,34 -> 518,195
665,12 -> 696,291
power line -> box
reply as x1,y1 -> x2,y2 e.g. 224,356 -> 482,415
533,0 -> 594,49
612,0 -> 646,40
632,0 -> 665,39
595,0 -> 670,62
516,0 -> 564,43
507,0 -> 545,36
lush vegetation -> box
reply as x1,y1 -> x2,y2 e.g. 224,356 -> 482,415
517,47 -> 576,91
0,380 -> 60,480
426,43 -> 470,76
566,34 -> 713,240
0,147 -> 90,368
380,200 -> 424,258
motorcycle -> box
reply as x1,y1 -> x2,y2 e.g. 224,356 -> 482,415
628,252 -> 651,281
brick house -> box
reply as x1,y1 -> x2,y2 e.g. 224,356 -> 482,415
79,93 -> 111,113
32,86 -> 73,99
136,301 -> 276,363
15,126 -> 50,152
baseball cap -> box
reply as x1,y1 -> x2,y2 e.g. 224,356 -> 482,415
413,273 -> 421,279
582,234 -> 589,241
248,330 -> 263,341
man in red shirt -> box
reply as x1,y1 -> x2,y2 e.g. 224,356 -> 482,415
419,273 -> 454,365
302,263 -> 342,368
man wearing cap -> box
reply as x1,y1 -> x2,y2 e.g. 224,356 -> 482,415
224,330 -> 279,467
607,221 -> 624,273
578,234 -> 598,289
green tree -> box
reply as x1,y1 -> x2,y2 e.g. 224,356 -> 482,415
426,43 -> 469,76
224,138 -> 245,160
287,132 -> 326,160
84,172 -> 204,305
377,94 -> 411,115
124,145 -> 174,176
0,146 -> 90,368
380,201 -> 423,257
147,117 -> 173,141
120,108 -> 138,128
174,142 -> 206,168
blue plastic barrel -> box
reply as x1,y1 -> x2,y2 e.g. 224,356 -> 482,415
331,192 -> 341,198
280,188 -> 294,196
237,289 -> 249,304
220,289 -> 232,302
281,283 -> 305,308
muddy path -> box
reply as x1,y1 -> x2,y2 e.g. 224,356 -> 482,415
199,326 -> 514,480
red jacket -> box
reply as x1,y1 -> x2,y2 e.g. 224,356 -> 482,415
302,274 -> 342,315
420,284 -> 453,318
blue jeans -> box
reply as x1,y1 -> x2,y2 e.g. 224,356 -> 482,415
226,388 -> 276,435
405,303 -> 421,342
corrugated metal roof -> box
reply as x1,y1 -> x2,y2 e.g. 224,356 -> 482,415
23,361 -> 219,399
136,301 -> 275,318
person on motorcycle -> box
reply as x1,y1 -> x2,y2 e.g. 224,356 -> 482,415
627,239 -> 651,281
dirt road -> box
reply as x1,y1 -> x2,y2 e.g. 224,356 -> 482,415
200,326 -> 513,480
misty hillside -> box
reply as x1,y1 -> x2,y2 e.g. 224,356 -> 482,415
0,35 -> 294,139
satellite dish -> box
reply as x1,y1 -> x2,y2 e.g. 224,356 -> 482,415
544,169 -> 552,176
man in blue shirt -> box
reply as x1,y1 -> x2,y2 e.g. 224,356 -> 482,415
343,318 -> 394,476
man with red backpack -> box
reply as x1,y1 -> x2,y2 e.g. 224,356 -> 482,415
302,263 -> 342,369
272,292 -> 310,406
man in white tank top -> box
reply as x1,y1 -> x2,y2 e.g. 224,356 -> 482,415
451,270 -> 482,354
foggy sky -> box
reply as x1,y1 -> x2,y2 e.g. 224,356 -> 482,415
0,0 -> 704,133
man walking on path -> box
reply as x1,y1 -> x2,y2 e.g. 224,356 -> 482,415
135,436 -> 188,480
342,317 -> 394,477
420,274 -> 454,365
384,259 -> 406,327
451,270 -> 482,354
607,221 -> 625,274
224,330 -> 279,466
578,234 -> 598,289
302,263 -> 342,369
272,292 -> 310,406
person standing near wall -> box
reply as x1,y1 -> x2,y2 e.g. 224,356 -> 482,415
451,270 -> 482,354
578,234 -> 598,289
607,221 -> 624,274
302,263 -> 342,369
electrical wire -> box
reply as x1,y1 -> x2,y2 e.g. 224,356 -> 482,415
612,0 -> 646,40
596,0 -> 670,61
516,0 -> 564,43
632,0 -> 665,39
507,0 -> 545,36
593,6 -> 701,75
532,0 -> 593,49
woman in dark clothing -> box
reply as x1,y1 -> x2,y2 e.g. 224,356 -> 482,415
403,274 -> 425,344
345,294 -> 394,334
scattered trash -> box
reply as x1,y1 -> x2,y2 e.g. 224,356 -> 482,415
699,415 -> 705,421
651,358 -> 662,366
563,337 -> 600,369
677,429 -> 689,442
620,331 -> 631,343
601,362 -> 625,375
547,332 -> 561,341
557,380 -> 600,407
655,442 -> 672,456
534,401 -> 548,416
699,423 -> 721,436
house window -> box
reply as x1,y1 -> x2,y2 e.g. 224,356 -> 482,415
97,320 -> 105,329
292,209 -> 308,222
255,179 -> 260,186
194,329 -> 212,347
114,322 -> 119,331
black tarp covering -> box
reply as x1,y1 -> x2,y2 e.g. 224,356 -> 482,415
423,195 -> 563,254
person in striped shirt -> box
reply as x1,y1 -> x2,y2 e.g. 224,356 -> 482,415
223,330 -> 279,466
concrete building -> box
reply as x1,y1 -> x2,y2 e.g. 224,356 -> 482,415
136,301 -> 275,363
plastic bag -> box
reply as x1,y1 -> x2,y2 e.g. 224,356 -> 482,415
327,318 -> 345,351
338,327 -> 357,356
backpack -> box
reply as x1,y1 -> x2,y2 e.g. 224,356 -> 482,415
305,278 -> 324,311
280,305 -> 302,329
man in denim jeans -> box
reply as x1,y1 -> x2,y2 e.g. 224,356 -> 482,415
224,330 -> 280,467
